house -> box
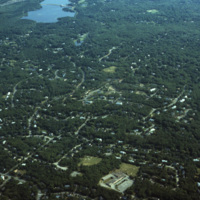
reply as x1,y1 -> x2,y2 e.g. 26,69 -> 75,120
180,99 -> 185,103
120,151 -> 126,155
116,101 -> 123,105
150,88 -> 156,92
85,100 -> 93,104
96,138 -> 102,142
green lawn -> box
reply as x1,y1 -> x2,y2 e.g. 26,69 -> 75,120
116,163 -> 139,177
78,156 -> 102,166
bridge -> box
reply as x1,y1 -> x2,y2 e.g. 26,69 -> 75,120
41,4 -> 68,8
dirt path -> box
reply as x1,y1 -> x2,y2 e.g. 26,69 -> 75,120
11,80 -> 24,108
53,143 -> 82,170
76,68 -> 85,90
143,108 -> 156,120
82,87 -> 103,104
62,67 -> 85,103
165,86 -> 186,109
27,99 -> 47,135
27,106 -> 40,135
99,47 -> 116,62
0,134 -> 56,189
143,86 -> 186,121
54,70 -> 60,79
177,109 -> 191,121
75,117 -> 90,135
141,86 -> 187,135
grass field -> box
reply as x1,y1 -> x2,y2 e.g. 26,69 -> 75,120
116,163 -> 139,177
103,66 -> 117,73
79,33 -> 88,41
78,156 -> 102,166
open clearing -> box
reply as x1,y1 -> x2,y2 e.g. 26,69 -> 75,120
78,0 -> 85,4
78,156 -> 102,166
105,85 -> 116,95
147,9 -> 159,14
74,33 -> 88,45
136,91 -> 147,96
70,171 -> 82,177
116,163 -> 139,177
103,66 -> 117,73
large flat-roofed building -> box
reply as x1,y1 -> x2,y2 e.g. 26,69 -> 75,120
99,172 -> 134,193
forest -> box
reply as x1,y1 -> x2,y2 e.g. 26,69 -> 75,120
0,0 -> 200,199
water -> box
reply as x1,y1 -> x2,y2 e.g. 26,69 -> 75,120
75,40 -> 84,46
22,0 -> 75,23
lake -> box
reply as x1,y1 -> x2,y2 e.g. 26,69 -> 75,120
22,0 -> 75,23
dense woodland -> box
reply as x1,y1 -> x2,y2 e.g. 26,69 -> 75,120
0,0 -> 200,199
